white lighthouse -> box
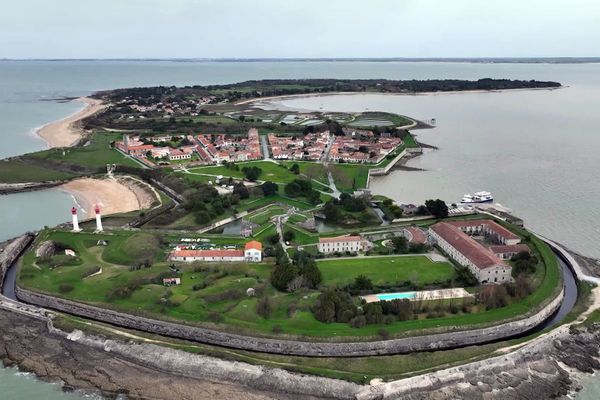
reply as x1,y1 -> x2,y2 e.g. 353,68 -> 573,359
71,207 -> 81,232
94,204 -> 103,232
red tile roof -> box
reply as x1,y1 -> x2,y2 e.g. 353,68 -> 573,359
448,220 -> 520,241
319,235 -> 362,244
245,240 -> 263,251
489,244 -> 530,255
404,227 -> 427,244
431,222 -> 506,270
171,249 -> 244,258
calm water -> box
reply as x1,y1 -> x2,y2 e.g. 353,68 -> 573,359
0,60 -> 599,398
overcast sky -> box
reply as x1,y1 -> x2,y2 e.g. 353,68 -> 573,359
2,0 -> 599,59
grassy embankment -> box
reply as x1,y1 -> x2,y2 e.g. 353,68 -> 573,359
19,220 -> 561,340
317,256 -> 456,287
0,132 -> 138,183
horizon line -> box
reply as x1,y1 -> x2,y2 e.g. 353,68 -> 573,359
1,56 -> 600,64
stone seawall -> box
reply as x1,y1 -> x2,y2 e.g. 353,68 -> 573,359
0,234 -> 34,286
15,285 -> 565,357
0,180 -> 67,195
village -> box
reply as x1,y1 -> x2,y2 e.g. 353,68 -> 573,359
115,126 -> 405,168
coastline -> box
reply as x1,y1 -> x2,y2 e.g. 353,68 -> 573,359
35,97 -> 105,148
239,86 -> 565,107
58,177 -> 158,217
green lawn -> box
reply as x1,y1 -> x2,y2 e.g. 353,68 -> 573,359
29,132 -> 139,169
18,219 -> 563,341
0,159 -> 76,183
317,256 -> 457,287
187,160 -> 325,186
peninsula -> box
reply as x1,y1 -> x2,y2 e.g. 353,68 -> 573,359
3,77 -> 600,400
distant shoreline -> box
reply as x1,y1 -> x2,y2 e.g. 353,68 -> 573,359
35,97 -> 105,148
2,57 -> 600,64
240,86 -> 564,107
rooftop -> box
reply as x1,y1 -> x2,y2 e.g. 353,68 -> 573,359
431,222 -> 506,270
319,235 -> 362,244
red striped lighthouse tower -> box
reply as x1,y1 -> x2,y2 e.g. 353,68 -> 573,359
94,204 -> 103,232
71,207 -> 81,232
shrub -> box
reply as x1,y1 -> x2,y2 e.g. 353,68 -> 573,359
203,289 -> 243,304
58,283 -> 74,293
378,329 -> 391,340
352,275 -> 373,291
272,325 -> 283,334
256,296 -> 272,318
80,266 -> 101,279
192,283 -> 206,291
349,315 -> 367,328
207,312 -> 223,323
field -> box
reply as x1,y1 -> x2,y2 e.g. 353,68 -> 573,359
318,256 -> 457,287
0,159 -> 75,183
28,131 -> 140,169
185,160 -> 327,186
18,219 -> 562,340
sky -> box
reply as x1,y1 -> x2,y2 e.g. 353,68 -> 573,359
2,0 -> 599,59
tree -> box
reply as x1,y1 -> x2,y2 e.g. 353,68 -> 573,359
261,181 -> 279,196
478,285 -> 508,309
323,200 -> 341,222
424,199 -> 448,218
270,263 -> 297,291
352,275 -> 373,291
364,303 -> 384,325
391,236 -> 409,254
233,183 -> 249,199
290,163 -> 300,174
242,166 -> 262,181
283,230 -> 295,242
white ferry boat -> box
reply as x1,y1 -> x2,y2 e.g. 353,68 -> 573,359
461,191 -> 493,204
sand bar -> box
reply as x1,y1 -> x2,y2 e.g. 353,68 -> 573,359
37,97 -> 106,148
60,177 -> 158,217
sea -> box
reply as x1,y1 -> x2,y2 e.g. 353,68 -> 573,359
0,60 -> 599,398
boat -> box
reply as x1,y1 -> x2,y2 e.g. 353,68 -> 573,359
461,191 -> 493,204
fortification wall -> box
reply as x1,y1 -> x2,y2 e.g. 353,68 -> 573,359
16,285 -> 564,357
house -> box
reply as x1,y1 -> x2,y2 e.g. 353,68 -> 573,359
169,241 -> 262,263
169,149 -> 192,161
429,222 -> 512,284
244,240 -> 263,262
163,277 -> 181,286
318,235 -> 368,254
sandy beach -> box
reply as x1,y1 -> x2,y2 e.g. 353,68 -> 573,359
36,97 -> 106,148
60,176 -> 158,217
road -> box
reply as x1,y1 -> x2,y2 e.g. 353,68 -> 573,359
260,135 -> 271,160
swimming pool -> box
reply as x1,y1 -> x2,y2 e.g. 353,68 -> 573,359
376,292 -> 416,301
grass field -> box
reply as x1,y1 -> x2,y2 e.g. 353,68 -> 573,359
0,159 -> 76,183
187,160 -> 327,186
18,219 -> 562,340
318,256 -> 457,287
29,132 -> 139,169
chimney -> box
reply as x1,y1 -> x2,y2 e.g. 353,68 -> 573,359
94,205 -> 103,232
71,207 -> 81,232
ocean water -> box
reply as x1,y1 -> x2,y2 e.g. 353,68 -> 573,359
0,60 -> 599,398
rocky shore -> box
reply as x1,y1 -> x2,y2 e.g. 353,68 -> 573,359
1,303 -> 600,400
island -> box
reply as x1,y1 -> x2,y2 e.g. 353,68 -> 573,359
3,78 -> 600,400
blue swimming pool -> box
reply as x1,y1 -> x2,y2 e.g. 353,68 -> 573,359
376,292 -> 416,301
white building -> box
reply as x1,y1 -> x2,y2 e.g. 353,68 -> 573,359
429,222 -> 512,284
318,235 -> 367,254
169,241 -> 262,263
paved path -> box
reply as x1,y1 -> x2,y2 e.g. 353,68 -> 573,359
535,233 -> 600,284
260,135 -> 271,160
